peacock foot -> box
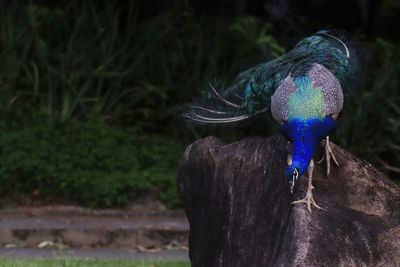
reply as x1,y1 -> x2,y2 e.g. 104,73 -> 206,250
291,183 -> 324,212
316,136 -> 339,176
291,159 -> 324,212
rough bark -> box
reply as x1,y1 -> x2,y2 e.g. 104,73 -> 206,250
178,135 -> 400,267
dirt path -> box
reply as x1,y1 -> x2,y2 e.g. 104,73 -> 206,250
0,248 -> 188,260
0,205 -> 189,259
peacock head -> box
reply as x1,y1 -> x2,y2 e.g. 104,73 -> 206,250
286,164 -> 301,194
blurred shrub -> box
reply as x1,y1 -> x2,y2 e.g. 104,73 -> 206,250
0,1 -> 283,131
0,104 -> 184,208
333,38 -> 400,181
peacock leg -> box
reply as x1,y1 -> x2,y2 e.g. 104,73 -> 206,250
286,141 -> 293,166
316,136 -> 339,176
291,159 -> 324,212
286,141 -> 296,193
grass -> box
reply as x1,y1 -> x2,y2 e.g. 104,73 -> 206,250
0,258 -> 189,267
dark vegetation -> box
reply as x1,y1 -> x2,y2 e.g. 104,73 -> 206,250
0,0 -> 399,208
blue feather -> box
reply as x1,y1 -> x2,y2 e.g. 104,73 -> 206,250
280,116 -> 340,178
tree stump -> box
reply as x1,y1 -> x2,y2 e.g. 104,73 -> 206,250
178,135 -> 400,267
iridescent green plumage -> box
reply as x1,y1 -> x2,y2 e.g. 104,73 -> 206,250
184,30 -> 356,123
288,76 -> 325,120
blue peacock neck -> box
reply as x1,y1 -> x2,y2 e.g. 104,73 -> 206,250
280,117 -> 340,177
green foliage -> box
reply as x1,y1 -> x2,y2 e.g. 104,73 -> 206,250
0,1 -> 144,121
0,105 -> 184,208
0,1 -> 285,208
230,17 -> 285,58
0,2 -> 283,129
333,38 -> 400,180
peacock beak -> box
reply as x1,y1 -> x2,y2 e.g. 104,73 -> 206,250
289,168 -> 299,194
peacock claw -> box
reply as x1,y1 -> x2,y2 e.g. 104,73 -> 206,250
291,159 -> 324,212
316,136 -> 339,176
291,184 -> 324,212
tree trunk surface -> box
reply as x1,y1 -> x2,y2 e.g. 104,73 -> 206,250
178,135 -> 400,267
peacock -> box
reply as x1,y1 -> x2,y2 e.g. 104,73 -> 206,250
184,30 -> 358,212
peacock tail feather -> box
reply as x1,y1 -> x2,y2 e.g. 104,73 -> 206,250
184,30 -> 357,125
